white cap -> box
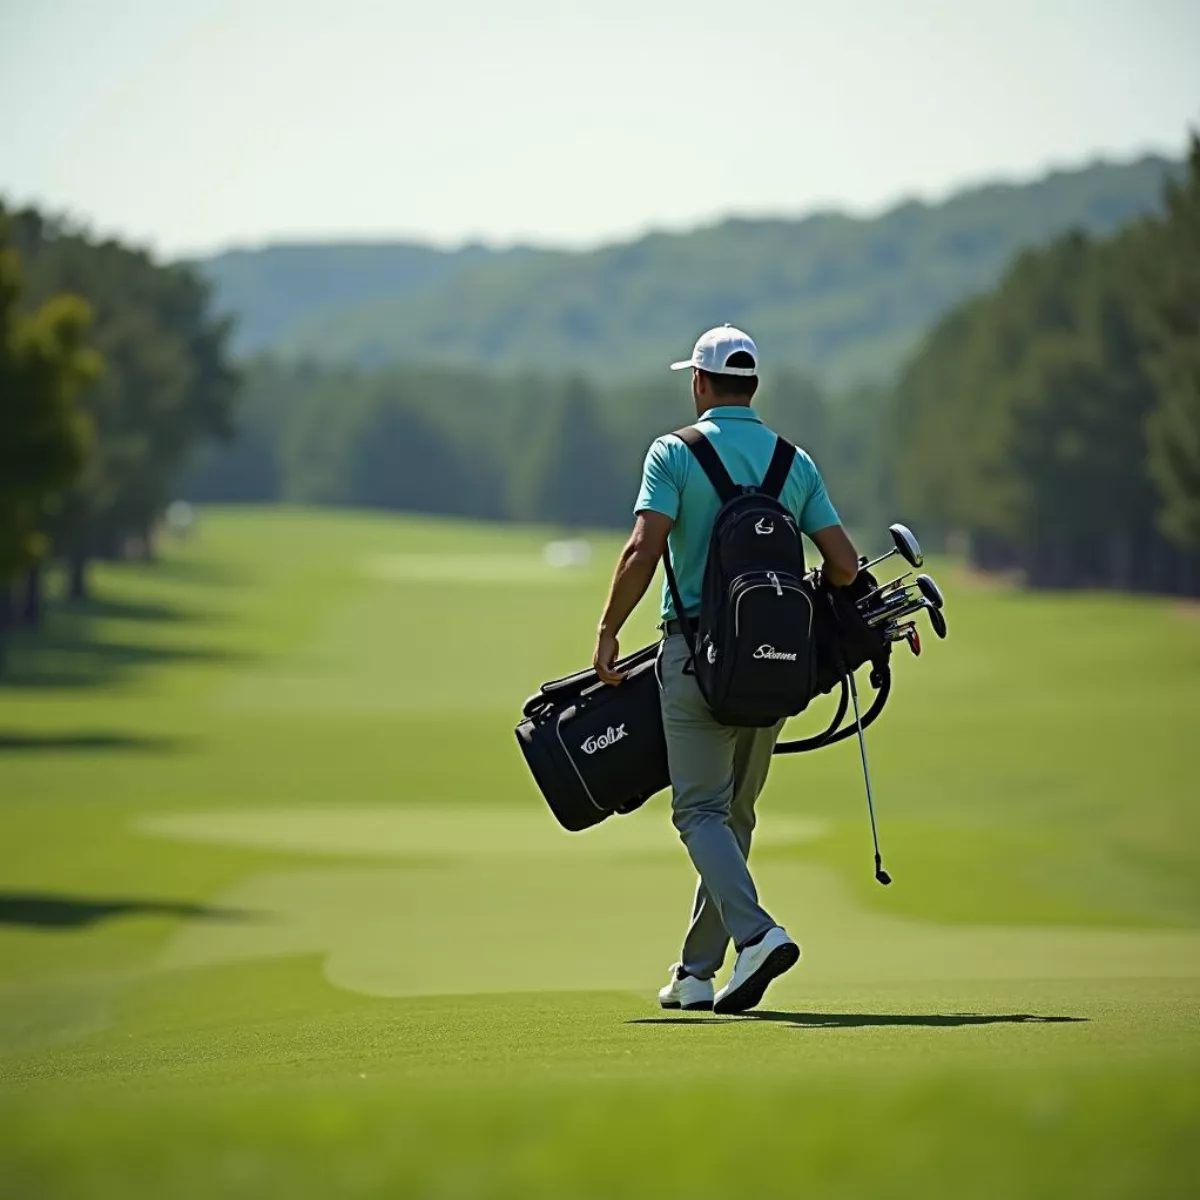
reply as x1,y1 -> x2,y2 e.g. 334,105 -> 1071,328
669,324 -> 759,376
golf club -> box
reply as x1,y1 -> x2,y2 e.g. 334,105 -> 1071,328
861,523 -> 923,573
916,574 -> 944,610
879,619 -> 921,655
856,572 -> 913,609
866,593 -> 935,627
846,668 -> 891,886
871,595 -> 948,640
861,585 -> 927,624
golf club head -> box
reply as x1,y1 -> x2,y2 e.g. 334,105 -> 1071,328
928,606 -> 947,639
880,617 -> 921,657
873,594 -> 952,636
916,573 -> 944,610
889,523 -> 923,569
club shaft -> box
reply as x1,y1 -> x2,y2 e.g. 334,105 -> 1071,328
866,587 -> 920,613
847,670 -> 883,863
861,547 -> 896,571
856,574 -> 913,608
867,598 -> 924,626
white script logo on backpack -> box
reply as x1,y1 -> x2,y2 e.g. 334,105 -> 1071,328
581,725 -> 628,755
753,645 -> 797,662
754,518 -> 775,536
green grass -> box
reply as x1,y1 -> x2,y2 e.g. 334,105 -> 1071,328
0,506 -> 1197,1198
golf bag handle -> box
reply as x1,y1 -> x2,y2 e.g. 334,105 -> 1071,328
522,642 -> 660,717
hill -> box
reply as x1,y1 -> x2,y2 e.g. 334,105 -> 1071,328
198,155 -> 1177,385
196,241 -> 508,353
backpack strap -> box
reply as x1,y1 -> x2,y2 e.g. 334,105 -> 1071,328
673,425 -> 796,503
661,547 -> 695,656
664,427 -> 733,657
671,426 -> 740,505
760,436 -> 797,500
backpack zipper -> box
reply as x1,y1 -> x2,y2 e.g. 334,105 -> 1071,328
732,575 -> 811,638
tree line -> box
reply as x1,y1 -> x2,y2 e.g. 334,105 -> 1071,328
893,135 -> 1199,593
183,361 -> 892,540
0,205 -> 239,661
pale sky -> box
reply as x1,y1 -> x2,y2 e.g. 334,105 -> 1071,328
2,0 -> 1197,257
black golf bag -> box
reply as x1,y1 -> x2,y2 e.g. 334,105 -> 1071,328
515,644 -> 670,831
515,570 -> 892,832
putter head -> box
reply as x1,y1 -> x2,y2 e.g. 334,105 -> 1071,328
889,524 -> 923,569
916,573 -> 944,610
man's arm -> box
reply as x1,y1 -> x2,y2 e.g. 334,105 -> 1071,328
593,510 -> 673,685
810,523 -> 859,587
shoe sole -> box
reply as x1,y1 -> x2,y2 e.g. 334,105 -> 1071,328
659,1000 -> 714,1012
713,941 -> 800,1014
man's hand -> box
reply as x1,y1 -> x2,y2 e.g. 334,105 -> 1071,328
594,631 -> 623,685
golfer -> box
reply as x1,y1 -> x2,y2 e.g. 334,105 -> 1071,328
593,325 -> 859,1014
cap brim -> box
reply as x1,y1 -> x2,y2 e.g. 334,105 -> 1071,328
669,360 -> 695,371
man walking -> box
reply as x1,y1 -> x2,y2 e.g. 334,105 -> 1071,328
593,325 -> 859,1014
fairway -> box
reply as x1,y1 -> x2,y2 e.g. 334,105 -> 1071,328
1,507 -> 1197,1198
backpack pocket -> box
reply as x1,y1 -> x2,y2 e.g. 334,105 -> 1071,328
709,571 -> 815,723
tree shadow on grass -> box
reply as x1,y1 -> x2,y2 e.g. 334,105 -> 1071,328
0,892 -> 253,930
630,1011 -> 1088,1029
58,595 -> 196,624
1,567 -> 256,690
2,630 -> 251,690
0,732 -> 193,754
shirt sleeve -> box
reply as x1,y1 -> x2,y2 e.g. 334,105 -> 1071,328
634,437 -> 682,520
799,468 -> 840,535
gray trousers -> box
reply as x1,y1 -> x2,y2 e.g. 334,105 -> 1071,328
659,633 -> 783,980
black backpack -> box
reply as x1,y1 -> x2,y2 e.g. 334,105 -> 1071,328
663,425 -> 817,728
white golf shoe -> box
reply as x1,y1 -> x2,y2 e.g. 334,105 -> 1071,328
713,927 -> 800,1014
657,964 -> 714,1012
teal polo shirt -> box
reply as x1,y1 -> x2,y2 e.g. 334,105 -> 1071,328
634,405 -> 840,620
